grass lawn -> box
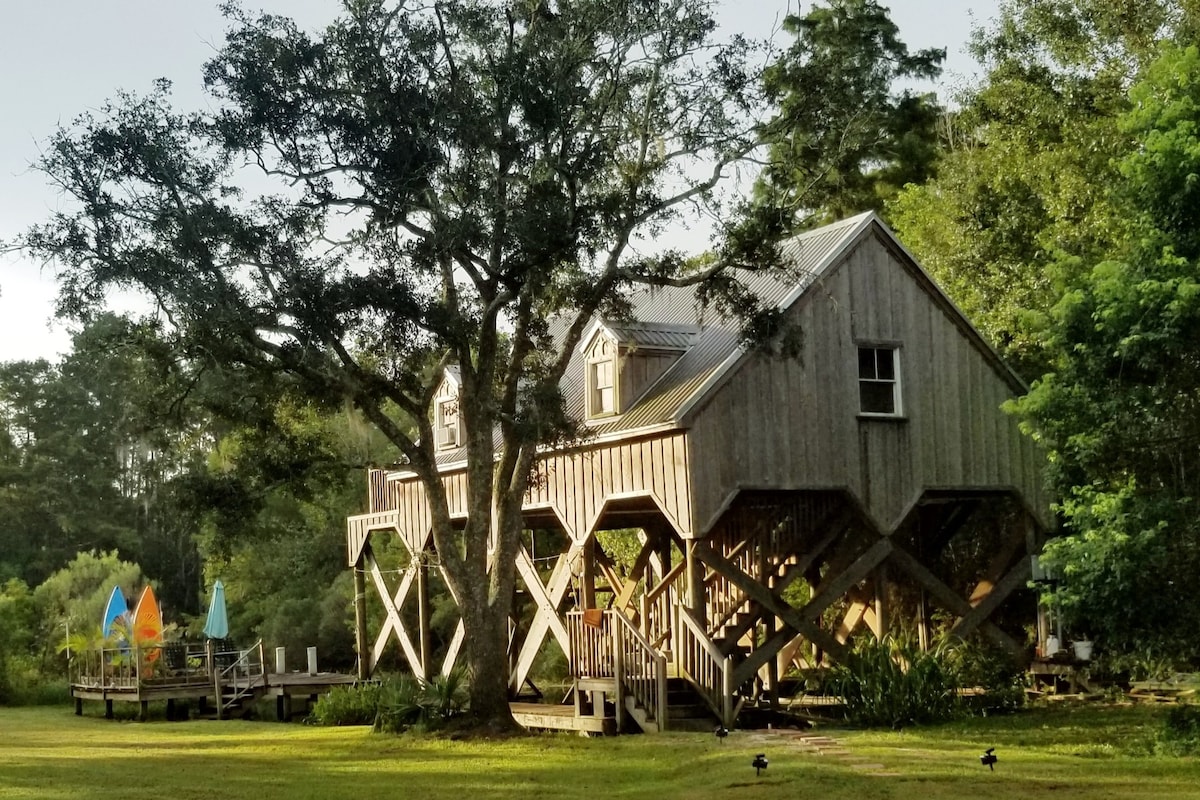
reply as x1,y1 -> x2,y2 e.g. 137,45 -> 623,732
0,703 -> 1197,799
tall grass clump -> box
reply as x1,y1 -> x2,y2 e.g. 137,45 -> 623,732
827,635 -> 961,728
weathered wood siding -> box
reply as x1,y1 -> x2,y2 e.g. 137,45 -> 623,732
381,431 -> 693,543
620,351 -> 681,410
687,231 -> 1049,535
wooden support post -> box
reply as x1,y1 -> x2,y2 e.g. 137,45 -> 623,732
139,700 -> 148,722
74,697 -> 82,716
686,540 -> 706,625
765,615 -> 778,709
417,556 -> 432,677
612,620 -> 624,733
354,547 -> 369,680
105,699 -> 113,719
581,536 -> 596,610
917,589 -> 930,651
873,564 -> 889,641
167,698 -> 176,721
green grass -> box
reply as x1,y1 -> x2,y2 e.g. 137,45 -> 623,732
0,704 -> 1197,799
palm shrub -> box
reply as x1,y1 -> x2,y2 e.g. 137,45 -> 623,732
374,670 -> 470,733
312,670 -> 470,732
827,635 -> 961,728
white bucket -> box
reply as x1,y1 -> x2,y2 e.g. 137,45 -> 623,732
1072,640 -> 1094,661
1044,635 -> 1061,657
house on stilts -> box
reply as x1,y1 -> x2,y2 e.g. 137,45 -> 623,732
346,211 -> 1051,733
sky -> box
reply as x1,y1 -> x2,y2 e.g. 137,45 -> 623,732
0,0 -> 1000,364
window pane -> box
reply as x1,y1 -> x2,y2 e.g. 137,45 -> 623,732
860,381 -> 895,414
597,386 -> 613,413
876,349 -> 895,380
858,347 -> 876,379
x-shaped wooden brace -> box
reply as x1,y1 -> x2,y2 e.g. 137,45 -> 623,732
509,540 -> 585,692
366,544 -> 426,680
705,538 -> 896,687
886,545 -> 1024,656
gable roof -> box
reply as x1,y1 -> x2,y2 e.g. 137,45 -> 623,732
418,211 -> 1023,472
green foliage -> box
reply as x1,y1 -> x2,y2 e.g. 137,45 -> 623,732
827,636 -> 962,728
759,0 -> 944,225
312,671 -> 469,733
0,579 -> 36,704
1156,704 -> 1200,756
33,551 -> 146,673
1012,42 -> 1200,663
309,682 -> 385,727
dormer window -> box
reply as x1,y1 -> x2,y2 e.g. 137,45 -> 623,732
436,397 -> 460,448
589,357 -> 615,417
858,345 -> 902,417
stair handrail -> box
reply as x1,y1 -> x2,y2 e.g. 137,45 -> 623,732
641,559 -> 686,649
213,639 -> 265,718
609,609 -> 668,731
675,605 -> 735,726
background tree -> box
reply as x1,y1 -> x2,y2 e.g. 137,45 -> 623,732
1014,43 -> 1200,663
758,0 -> 944,225
23,0 -> 785,727
890,0 -> 1200,373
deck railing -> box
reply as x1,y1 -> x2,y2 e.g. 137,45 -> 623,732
70,641 -> 216,691
675,605 -> 736,726
567,610 -> 668,731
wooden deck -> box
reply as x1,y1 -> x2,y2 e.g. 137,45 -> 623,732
70,641 -> 358,721
510,702 -> 616,735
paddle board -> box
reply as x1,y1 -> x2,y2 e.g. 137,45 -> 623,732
132,585 -> 164,661
101,586 -> 127,639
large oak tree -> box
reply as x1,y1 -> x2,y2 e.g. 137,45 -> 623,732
23,0 -> 786,727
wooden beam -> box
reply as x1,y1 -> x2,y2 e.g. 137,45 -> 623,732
835,593 -> 870,644
692,541 -> 848,661
951,557 -> 1032,641
799,538 -> 894,621
509,543 -> 584,692
613,539 -> 655,612
968,523 -> 1028,606
354,543 -> 369,680
367,556 -> 424,679
886,546 -> 1022,657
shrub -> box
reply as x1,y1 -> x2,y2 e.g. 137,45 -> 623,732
827,635 -> 961,728
374,669 -> 469,733
310,669 -> 469,733
309,682 -> 384,726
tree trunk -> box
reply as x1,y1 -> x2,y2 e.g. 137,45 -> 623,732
460,595 -> 518,730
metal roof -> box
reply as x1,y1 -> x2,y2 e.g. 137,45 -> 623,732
416,212 -> 875,472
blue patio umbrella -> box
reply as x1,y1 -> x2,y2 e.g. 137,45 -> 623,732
202,579 -> 229,639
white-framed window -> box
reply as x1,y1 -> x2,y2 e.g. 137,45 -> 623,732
588,357 -> 616,417
436,397 -> 460,448
857,345 -> 902,416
